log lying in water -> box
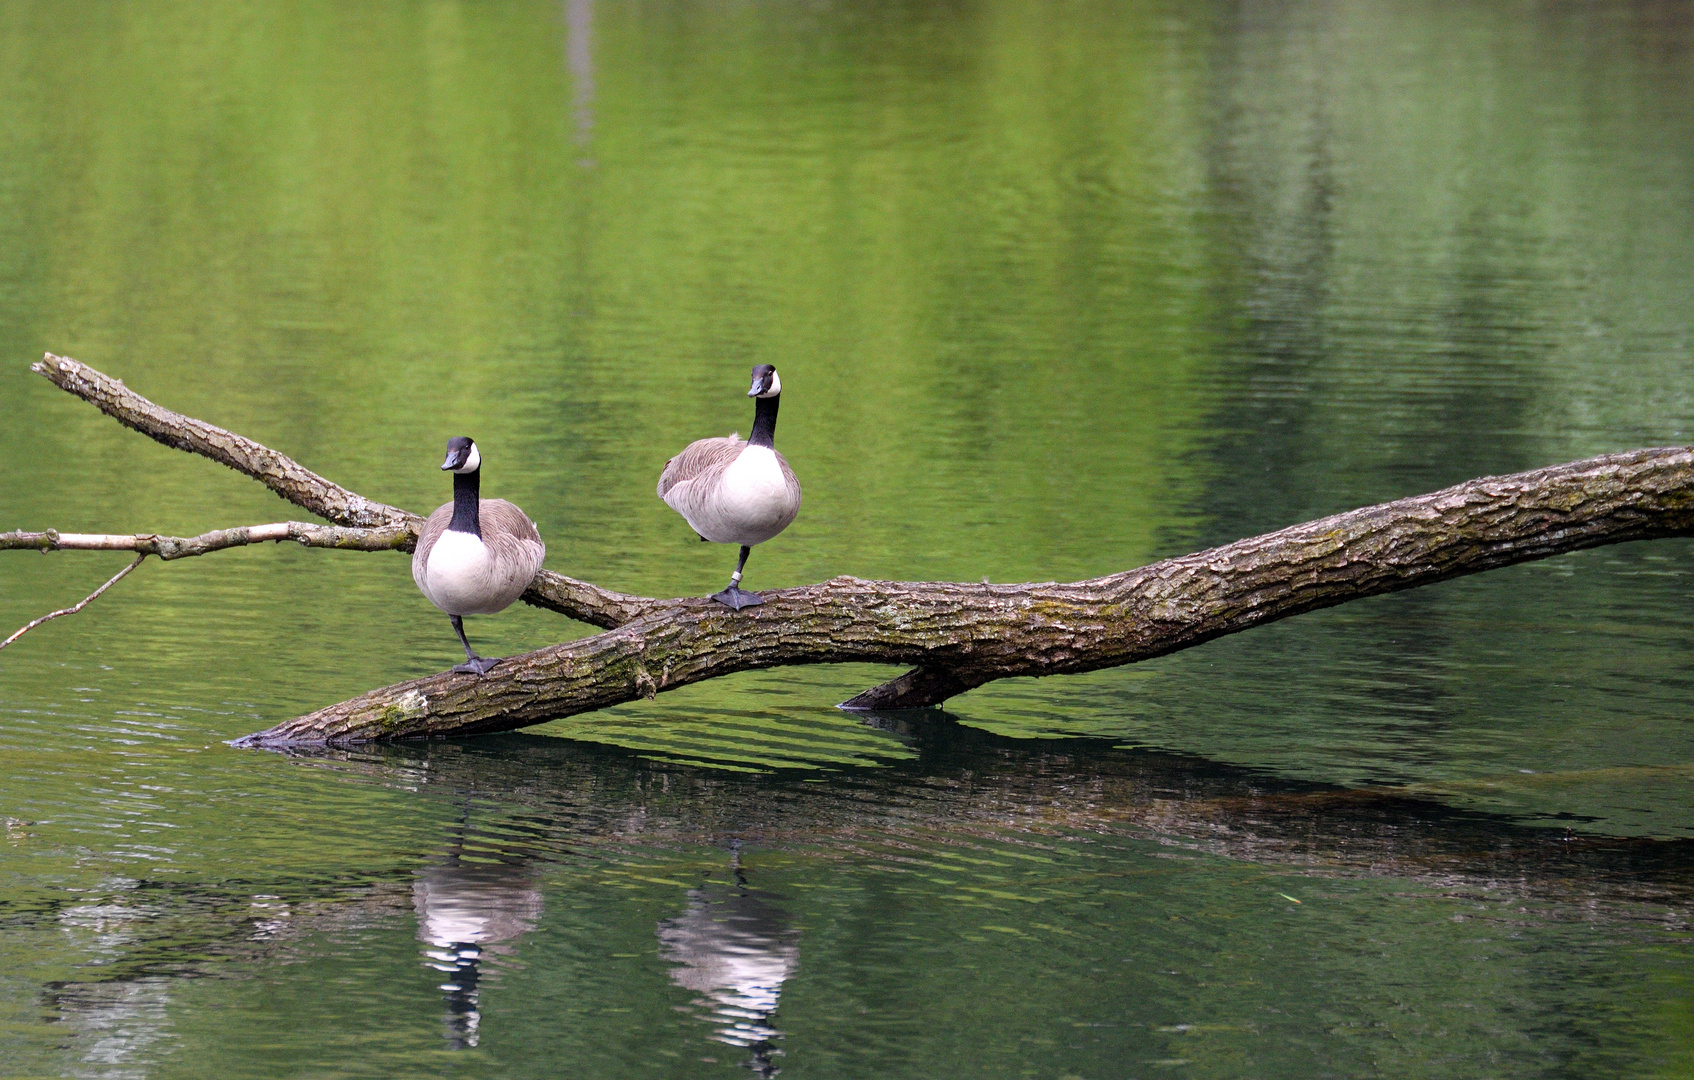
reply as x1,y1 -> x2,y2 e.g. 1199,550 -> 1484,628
10,355 -> 1694,746
240,446 -> 1694,744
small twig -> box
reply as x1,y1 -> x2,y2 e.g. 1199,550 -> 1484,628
0,555 -> 147,651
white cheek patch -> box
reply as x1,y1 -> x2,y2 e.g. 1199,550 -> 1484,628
758,371 -> 781,398
453,444 -> 481,474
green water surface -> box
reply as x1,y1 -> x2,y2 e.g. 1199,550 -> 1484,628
3,1 -> 1694,1077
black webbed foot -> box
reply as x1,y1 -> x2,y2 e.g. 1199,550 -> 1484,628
451,656 -> 503,675
710,586 -> 764,610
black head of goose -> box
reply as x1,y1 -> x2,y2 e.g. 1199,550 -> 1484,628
657,364 -> 802,610
412,436 -> 546,674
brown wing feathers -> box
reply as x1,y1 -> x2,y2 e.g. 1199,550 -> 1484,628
658,436 -> 746,498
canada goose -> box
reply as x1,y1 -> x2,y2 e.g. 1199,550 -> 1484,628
658,364 -> 801,610
413,437 -> 546,674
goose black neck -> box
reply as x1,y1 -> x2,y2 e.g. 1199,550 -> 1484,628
749,395 -> 779,448
449,471 -> 481,536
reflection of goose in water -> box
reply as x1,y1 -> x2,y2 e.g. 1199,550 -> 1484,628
413,858 -> 543,1049
657,850 -> 800,1077
47,975 -> 172,1080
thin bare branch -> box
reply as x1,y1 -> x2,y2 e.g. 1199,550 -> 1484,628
0,523 -> 412,560
521,570 -> 673,629
0,555 -> 147,651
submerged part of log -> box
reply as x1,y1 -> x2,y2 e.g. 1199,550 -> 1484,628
237,445 -> 1694,745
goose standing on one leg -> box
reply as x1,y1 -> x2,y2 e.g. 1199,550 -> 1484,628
658,364 -> 801,610
413,437 -> 546,674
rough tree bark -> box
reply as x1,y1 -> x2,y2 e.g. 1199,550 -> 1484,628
9,354 -> 1694,747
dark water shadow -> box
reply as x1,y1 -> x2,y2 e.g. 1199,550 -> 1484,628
267,716 -> 1694,911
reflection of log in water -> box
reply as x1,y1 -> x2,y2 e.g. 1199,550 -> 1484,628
658,851 -> 799,1077
413,856 -> 544,1049
42,839 -> 546,1057
29,719 -> 1694,1051
322,720 -> 1694,911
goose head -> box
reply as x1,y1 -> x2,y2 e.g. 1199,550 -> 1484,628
441,436 -> 482,474
748,365 -> 781,399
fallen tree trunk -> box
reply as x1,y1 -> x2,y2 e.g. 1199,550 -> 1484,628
237,446 -> 1694,744
10,355 -> 1694,747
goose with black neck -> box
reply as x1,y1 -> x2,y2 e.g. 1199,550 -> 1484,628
658,364 -> 802,610
413,436 -> 546,674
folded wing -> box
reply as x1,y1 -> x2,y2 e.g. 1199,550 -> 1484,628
658,435 -> 746,514
479,500 -> 546,602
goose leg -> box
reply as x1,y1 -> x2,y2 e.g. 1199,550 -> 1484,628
449,614 -> 502,675
711,545 -> 764,610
